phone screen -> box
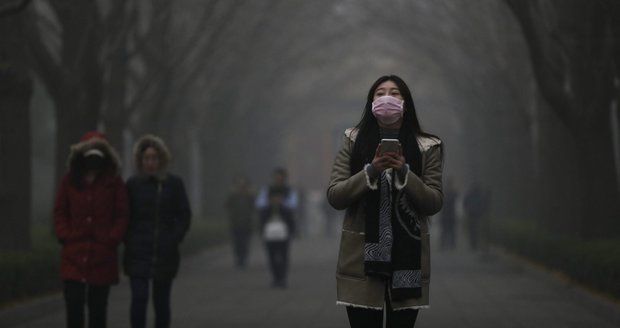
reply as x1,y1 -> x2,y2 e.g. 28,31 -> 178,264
380,139 -> 401,155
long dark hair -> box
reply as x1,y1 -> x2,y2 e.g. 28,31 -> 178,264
350,75 -> 440,176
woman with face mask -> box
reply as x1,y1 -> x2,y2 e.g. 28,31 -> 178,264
123,134 -> 191,328
327,75 -> 443,327
53,131 -> 129,328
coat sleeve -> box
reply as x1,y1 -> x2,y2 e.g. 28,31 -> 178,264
173,177 -> 192,243
108,176 -> 129,246
326,133 -> 371,210
401,144 -> 444,216
53,175 -> 78,243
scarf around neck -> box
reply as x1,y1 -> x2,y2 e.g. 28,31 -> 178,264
364,167 -> 423,301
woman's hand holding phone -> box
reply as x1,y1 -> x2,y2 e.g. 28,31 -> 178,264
372,144 -> 406,172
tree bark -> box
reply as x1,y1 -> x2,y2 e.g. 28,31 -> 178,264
576,110 -> 620,238
0,67 -> 33,250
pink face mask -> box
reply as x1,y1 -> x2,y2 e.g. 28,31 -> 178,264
371,95 -> 404,125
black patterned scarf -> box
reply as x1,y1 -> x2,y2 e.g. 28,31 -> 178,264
364,168 -> 423,301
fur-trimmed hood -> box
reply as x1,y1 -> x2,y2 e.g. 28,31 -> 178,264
133,134 -> 171,175
67,134 -> 122,176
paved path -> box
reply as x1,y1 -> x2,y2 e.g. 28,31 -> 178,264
3,231 -> 619,327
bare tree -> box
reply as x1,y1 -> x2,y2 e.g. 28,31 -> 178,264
0,9 -> 32,249
25,1 -> 105,182
507,0 -> 620,238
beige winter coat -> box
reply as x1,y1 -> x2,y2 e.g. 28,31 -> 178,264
327,128 -> 443,310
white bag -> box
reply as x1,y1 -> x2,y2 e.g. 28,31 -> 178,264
263,215 -> 289,241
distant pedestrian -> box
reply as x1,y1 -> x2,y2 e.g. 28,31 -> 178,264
53,131 -> 129,328
327,75 -> 443,327
255,167 -> 298,213
439,177 -> 458,251
124,135 -> 191,328
463,181 -> 490,252
259,187 -> 295,288
225,176 -> 256,269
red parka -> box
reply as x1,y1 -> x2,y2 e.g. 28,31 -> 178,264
53,132 -> 129,285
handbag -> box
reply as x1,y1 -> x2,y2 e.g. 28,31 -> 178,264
263,214 -> 289,241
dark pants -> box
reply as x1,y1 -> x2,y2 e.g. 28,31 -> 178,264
346,289 -> 419,328
130,277 -> 173,328
264,240 -> 290,286
63,280 -> 110,328
231,228 -> 252,268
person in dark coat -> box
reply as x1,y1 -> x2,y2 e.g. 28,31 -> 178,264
123,134 -> 191,328
259,187 -> 295,288
225,176 -> 256,269
53,131 -> 129,328
439,177 -> 458,251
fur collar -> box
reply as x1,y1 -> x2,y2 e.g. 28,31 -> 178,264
133,134 -> 171,178
344,127 -> 441,152
67,137 -> 121,175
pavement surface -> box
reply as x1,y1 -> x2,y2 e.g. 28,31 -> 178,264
2,229 -> 619,328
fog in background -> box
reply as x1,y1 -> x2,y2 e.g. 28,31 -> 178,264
1,0 -> 619,325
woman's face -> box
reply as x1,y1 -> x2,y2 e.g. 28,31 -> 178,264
373,80 -> 403,101
142,147 -> 160,175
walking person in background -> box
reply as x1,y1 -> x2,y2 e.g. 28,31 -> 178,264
439,177 -> 458,251
123,135 -> 191,328
255,167 -> 298,214
53,131 -> 129,328
327,75 -> 443,327
225,176 -> 256,269
463,181 -> 490,253
259,187 -> 296,288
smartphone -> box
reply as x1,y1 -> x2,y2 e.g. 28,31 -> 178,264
379,139 -> 401,155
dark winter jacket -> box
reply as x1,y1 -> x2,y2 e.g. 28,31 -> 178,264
53,133 -> 129,285
123,173 -> 191,280
123,135 -> 191,280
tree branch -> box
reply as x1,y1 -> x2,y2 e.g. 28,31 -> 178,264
0,0 -> 31,18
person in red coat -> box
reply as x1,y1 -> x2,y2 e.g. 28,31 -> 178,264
53,131 -> 129,328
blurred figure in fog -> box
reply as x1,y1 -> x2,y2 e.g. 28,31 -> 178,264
439,177 -> 458,251
124,135 -> 191,328
255,167 -> 298,214
327,75 -> 443,327
296,187 -> 308,237
463,181 -> 490,252
53,131 -> 128,328
259,187 -> 296,288
322,197 -> 340,237
225,176 -> 256,269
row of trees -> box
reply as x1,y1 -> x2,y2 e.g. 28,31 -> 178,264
0,0 -> 355,250
1,0 -> 618,250
0,0 -> 241,249
507,0 -> 620,238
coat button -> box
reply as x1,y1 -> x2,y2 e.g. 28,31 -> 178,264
83,257 -> 88,262
86,217 -> 92,223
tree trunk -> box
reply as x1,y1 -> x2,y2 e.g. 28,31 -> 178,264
576,111 -> 620,239
102,51 -> 128,166
0,67 -> 33,250
53,87 -> 100,182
